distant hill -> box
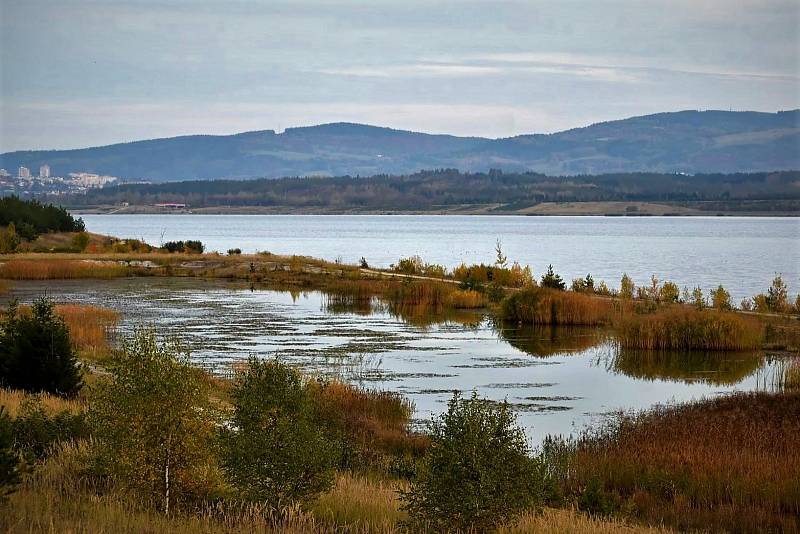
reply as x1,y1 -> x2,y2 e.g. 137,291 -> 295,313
2,110 -> 798,182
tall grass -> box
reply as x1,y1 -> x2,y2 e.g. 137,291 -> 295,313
616,308 -> 762,351
0,387 -> 86,417
500,287 -> 614,325
55,304 -> 120,358
561,392 -> 800,533
0,259 -> 130,279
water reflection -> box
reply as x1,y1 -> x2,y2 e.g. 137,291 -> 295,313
606,349 -> 764,386
495,323 -> 609,358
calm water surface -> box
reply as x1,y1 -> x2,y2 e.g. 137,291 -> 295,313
6,279 -> 785,445
80,214 -> 800,301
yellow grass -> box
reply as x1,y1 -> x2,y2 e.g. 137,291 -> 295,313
0,387 -> 86,417
447,289 -> 487,309
499,508 -> 674,533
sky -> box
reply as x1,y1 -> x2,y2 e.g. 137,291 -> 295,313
1,0 -> 799,152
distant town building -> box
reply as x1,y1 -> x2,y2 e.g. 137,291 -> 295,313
18,166 -> 30,179
0,169 -> 9,178
67,172 -> 118,188
39,164 -> 50,178
154,203 -> 187,209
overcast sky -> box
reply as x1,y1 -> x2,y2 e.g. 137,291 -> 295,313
1,0 -> 799,151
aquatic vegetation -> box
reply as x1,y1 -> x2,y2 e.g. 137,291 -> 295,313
500,286 -> 614,326
559,392 -> 800,533
616,308 -> 762,351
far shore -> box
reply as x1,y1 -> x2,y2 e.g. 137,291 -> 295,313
69,200 -> 800,217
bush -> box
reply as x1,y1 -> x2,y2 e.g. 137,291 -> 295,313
9,398 -> 88,460
500,286 -> 613,326
401,392 -> 546,531
227,248 -> 242,255
619,273 -> 635,299
221,357 -> 336,508
0,298 -> 83,397
162,240 -> 205,254
711,285 -> 732,310
70,232 -> 90,252
91,329 -> 220,513
0,224 -> 20,254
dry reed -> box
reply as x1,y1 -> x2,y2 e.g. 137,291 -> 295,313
0,387 -> 86,417
565,392 -> 800,533
616,308 -> 762,351
501,287 -> 614,325
0,259 -> 130,279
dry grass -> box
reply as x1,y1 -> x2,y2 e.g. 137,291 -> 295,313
0,259 -> 130,279
781,359 -> 800,391
311,473 -> 407,531
0,279 -> 9,293
498,508 -> 674,534
565,392 -> 800,533
501,287 -> 615,325
55,304 -> 120,358
616,308 -> 762,351
0,387 -> 86,417
1,440 -> 670,534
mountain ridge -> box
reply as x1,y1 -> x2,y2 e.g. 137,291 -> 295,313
2,110 -> 798,182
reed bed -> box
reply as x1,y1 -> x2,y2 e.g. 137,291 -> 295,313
446,288 -> 487,309
781,359 -> 800,391
616,308 -> 762,351
500,287 -> 614,325
54,304 -> 120,357
0,259 -> 130,279
564,392 -> 800,533
498,508 -> 674,534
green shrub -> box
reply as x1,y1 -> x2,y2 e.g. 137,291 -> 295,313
70,232 -> 90,252
91,329 -> 220,513
0,223 -> 20,254
227,248 -> 242,255
401,392 -> 546,531
0,298 -> 83,397
221,357 -> 336,508
10,398 -> 88,460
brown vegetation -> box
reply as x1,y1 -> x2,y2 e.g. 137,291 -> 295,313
501,286 -> 614,325
0,259 -> 130,279
616,308 -> 762,351
562,392 -> 800,533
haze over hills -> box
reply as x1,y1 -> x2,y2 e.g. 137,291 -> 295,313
2,110 -> 799,182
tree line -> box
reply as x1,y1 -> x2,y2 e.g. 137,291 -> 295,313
60,169 -> 800,210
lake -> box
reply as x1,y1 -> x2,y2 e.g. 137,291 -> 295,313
80,214 -> 800,302
5,279 -> 786,446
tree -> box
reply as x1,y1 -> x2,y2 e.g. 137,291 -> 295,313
221,357 -> 336,508
691,287 -> 706,310
0,223 -> 20,254
767,274 -> 789,313
494,239 -> 508,269
619,273 -> 635,300
90,329 -> 219,514
659,281 -> 680,303
540,265 -> 565,291
0,298 -> 83,397
711,285 -> 732,310
401,392 -> 546,531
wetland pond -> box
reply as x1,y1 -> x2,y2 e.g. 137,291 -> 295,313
6,278 -> 787,445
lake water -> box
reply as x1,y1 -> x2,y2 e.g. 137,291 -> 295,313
5,279 -> 786,445
80,214 -> 800,302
